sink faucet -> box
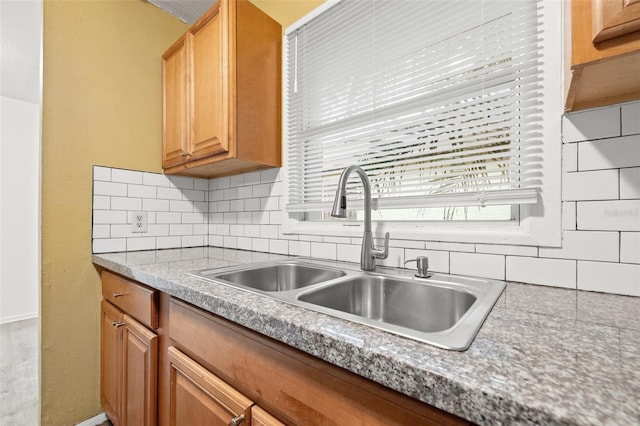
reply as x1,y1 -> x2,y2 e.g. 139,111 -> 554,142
331,165 -> 389,271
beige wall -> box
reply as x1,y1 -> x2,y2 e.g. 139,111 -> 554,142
41,0 -> 322,424
41,0 -> 187,423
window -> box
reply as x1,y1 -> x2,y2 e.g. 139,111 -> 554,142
283,0 -> 562,246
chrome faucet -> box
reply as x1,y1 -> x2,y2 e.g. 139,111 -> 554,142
331,165 -> 389,271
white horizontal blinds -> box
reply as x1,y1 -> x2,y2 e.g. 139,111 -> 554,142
286,0 -> 544,212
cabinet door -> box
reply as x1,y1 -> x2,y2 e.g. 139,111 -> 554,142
592,0 -> 640,42
251,406 -> 285,426
121,315 -> 158,426
163,34 -> 190,168
101,300 -> 123,426
168,346 -> 252,426
189,3 -> 230,161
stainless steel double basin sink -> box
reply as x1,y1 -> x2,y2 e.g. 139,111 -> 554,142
190,260 -> 505,350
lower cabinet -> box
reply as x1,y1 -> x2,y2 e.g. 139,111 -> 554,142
168,346 -> 283,426
101,274 -> 158,426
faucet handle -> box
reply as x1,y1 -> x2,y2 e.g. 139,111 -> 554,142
404,256 -> 431,278
373,232 -> 390,259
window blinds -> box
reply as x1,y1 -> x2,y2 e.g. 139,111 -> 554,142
285,0 -> 544,212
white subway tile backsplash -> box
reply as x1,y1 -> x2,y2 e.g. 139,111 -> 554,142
230,199 -> 244,212
244,225 -> 261,237
252,183 -> 270,198
92,224 -> 110,239
621,232 -> 640,264
243,171 -> 261,186
563,107 -> 620,143
182,235 -> 204,247
237,212 -> 252,224
128,184 -> 156,199
539,231 -> 619,262
311,242 -> 337,260
337,244 -> 360,263
111,224 -> 135,238
111,168 -> 143,184
93,238 -> 126,253
506,257 -> 577,289
562,170 -> 619,201
217,201 -> 230,213
223,188 -> 238,200
111,197 -> 142,211
261,168 -> 280,183
93,166 -> 111,181
143,199 -> 169,212
289,240 -> 310,256
146,224 -> 169,237
450,252 -> 505,280
269,239 -> 289,254
183,189 -> 205,202
168,175 -> 194,190
578,261 -> 640,296
620,167 -> 640,199
143,172 -> 172,187
93,195 -> 110,210
577,200 -> 640,231
127,237 -> 155,251
182,212 -> 205,224
389,239 -> 425,249
194,178 -> 209,191
252,238 -> 269,252
323,236 -> 352,244
170,200 -> 193,212
229,224 -> 244,236
261,196 -> 279,211
157,212 -> 182,224
170,224 -> 193,236
229,174 -> 244,187
217,176 -> 230,190
244,198 -> 261,211
377,246 -> 405,268
223,236 -> 238,248
562,202 -> 577,230
237,237 -> 252,251
562,143 -> 578,172
157,187 -> 183,200
94,210 -> 127,224
260,225 -> 279,239
193,224 -> 208,235
621,102 -> 640,136
94,181 -> 127,197
237,186 -> 253,199
578,135 -> 640,171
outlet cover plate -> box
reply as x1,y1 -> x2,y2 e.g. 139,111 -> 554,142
131,211 -> 148,233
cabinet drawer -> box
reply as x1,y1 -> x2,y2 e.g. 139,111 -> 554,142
102,271 -> 158,329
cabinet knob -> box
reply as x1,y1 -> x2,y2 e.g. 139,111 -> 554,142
180,152 -> 190,157
229,414 -> 245,426
112,321 -> 126,328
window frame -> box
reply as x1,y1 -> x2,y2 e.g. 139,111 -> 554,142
281,0 -> 563,247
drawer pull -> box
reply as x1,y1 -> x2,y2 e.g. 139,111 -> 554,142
229,414 -> 245,426
113,292 -> 128,298
112,321 -> 126,328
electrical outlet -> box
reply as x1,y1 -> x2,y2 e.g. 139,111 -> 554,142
131,211 -> 147,233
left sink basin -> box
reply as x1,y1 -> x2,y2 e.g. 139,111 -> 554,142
192,262 -> 346,292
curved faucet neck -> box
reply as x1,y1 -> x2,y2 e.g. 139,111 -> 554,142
338,165 -> 372,232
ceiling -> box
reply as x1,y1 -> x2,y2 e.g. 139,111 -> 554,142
147,0 -> 215,24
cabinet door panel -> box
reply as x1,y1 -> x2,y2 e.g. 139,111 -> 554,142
163,35 -> 190,168
168,346 -> 252,426
101,301 -> 123,426
252,406 -> 285,426
190,5 -> 229,161
593,0 -> 640,42
122,315 -> 158,426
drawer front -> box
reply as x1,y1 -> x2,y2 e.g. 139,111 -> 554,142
102,271 -> 158,329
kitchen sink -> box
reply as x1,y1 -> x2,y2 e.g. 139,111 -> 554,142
190,259 -> 505,350
297,276 -> 477,333
192,262 -> 346,292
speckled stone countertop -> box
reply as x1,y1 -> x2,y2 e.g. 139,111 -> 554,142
92,247 -> 640,425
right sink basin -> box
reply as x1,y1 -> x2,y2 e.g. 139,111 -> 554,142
297,276 -> 477,333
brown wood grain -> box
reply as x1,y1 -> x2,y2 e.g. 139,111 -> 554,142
102,271 -> 159,329
169,298 -> 470,426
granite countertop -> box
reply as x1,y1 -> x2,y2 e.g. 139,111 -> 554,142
92,247 -> 640,425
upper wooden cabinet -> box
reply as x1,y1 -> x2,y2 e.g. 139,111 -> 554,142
162,0 -> 282,178
566,0 -> 640,111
